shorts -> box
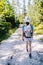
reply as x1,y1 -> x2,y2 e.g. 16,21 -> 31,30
24,37 -> 33,42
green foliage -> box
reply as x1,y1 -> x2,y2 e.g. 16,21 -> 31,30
0,14 -> 11,35
0,0 -> 16,27
5,16 -> 15,27
0,21 -> 11,36
0,27 -> 17,42
0,0 -> 20,42
0,0 -> 5,13
27,0 -> 43,29
0,16 -> 11,42
15,19 -> 20,28
21,0 -> 43,35
34,22 -> 43,34
39,1 -> 43,22
25,0 -> 43,35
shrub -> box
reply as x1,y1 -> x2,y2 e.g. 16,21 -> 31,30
5,16 -> 15,27
0,21 -> 11,36
15,19 -> 20,28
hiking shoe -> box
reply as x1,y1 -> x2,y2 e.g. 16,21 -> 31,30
10,55 -> 13,59
7,63 -> 10,65
29,53 -> 32,58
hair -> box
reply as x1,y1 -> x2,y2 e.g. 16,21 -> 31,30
26,22 -> 29,25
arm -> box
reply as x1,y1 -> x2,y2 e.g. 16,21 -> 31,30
22,25 -> 25,41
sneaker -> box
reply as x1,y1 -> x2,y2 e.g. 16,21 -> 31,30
29,53 -> 32,58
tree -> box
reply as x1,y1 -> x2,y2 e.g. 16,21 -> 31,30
17,0 -> 20,16
39,1 -> 43,22
28,0 -> 31,10
23,0 -> 26,17
27,0 -> 41,26
0,0 -> 5,14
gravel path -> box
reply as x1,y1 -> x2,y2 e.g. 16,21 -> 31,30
0,28 -> 43,65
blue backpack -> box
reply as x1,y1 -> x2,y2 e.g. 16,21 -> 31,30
22,24 -> 33,38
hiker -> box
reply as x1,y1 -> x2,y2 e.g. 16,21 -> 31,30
22,16 -> 33,58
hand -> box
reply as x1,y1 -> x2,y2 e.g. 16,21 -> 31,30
22,38 -> 24,41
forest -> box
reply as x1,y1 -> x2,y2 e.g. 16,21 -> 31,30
0,0 -> 43,42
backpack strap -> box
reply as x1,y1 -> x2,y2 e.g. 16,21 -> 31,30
30,24 -> 33,36
22,25 -> 25,36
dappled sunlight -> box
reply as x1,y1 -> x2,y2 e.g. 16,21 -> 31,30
0,0 -> 43,65
0,28 -> 43,65
32,35 -> 43,52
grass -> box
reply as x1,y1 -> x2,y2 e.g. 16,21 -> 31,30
0,27 -> 17,42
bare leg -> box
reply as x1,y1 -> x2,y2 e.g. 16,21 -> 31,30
26,42 -> 28,52
29,41 -> 32,58
29,41 -> 31,53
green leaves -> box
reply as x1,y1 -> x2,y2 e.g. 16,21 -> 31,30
27,0 -> 43,26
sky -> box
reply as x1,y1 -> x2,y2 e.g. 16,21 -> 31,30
9,0 -> 33,4
9,0 -> 33,15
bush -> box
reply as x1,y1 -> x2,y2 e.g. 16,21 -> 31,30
15,19 -> 20,28
5,16 -> 20,28
0,14 -> 11,36
5,16 -> 15,27
0,21 -> 11,36
34,23 -> 43,35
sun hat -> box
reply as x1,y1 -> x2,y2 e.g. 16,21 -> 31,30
23,16 -> 31,23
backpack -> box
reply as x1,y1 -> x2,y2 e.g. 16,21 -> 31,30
24,24 -> 33,38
